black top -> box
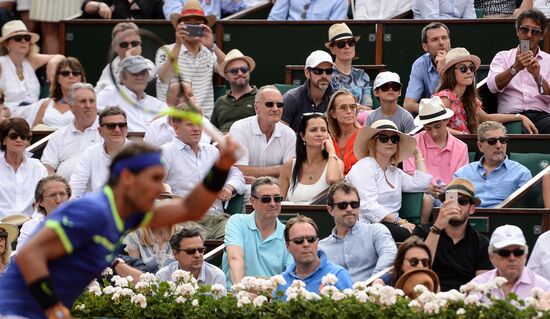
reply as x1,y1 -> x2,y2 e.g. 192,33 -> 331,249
81,0 -> 164,19
282,79 -> 334,132
413,223 -> 493,291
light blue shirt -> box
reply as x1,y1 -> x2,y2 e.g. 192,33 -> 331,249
222,212 -> 293,287
413,0 -> 476,19
278,250 -> 353,298
319,222 -> 397,283
163,0 -> 246,19
454,156 -> 532,208
156,260 -> 226,288
331,67 -> 372,106
268,0 -> 348,20
405,53 -> 441,102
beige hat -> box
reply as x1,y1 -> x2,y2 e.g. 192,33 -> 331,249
0,222 -> 19,245
324,23 -> 361,48
414,96 -> 454,126
395,268 -> 440,299
0,20 -> 39,45
170,0 -> 216,28
158,183 -> 182,199
438,178 -> 482,206
217,49 -> 256,79
1,213 -> 30,226
439,47 -> 481,76
353,119 -> 416,164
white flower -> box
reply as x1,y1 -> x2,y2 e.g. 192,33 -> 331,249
121,288 -> 134,297
290,280 -> 306,289
76,304 -> 85,310
355,291 -> 369,303
240,276 -> 258,289
103,285 -> 115,295
459,282 -> 477,294
408,300 -> 421,308
131,293 -> 147,309
456,308 -> 466,315
101,267 -> 113,276
87,280 -> 102,296
253,295 -> 268,307
175,283 -> 196,296
331,292 -> 345,301
231,283 -> 245,292
525,297 -> 538,307
464,294 -> 482,305
321,273 -> 338,286
532,287 -> 545,299
113,276 -> 129,288
175,296 -> 186,304
167,281 -> 176,292
211,284 -> 227,297
352,281 -> 368,291
320,285 -> 339,297
125,275 -> 134,282
423,301 -> 441,314
192,299 -> 199,307
236,292 -> 251,308
343,288 -> 354,297
135,281 -> 151,290
140,272 -> 158,283
270,275 -> 286,286
286,291 -> 298,301
414,284 -> 429,295
304,292 -> 320,301
493,276 -> 508,287
172,269 -> 193,283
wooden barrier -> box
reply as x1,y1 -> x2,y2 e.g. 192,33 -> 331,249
284,64 -> 387,85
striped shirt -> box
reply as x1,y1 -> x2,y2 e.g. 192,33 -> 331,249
474,0 -> 515,15
155,44 -> 217,118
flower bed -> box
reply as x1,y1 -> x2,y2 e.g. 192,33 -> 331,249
72,269 -> 550,319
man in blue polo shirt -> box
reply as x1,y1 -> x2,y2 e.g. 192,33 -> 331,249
222,177 -> 293,287
0,139 -> 240,319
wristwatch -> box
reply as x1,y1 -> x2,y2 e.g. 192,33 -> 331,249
510,66 -> 518,76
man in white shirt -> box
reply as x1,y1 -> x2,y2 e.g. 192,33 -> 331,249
156,226 -> 226,287
70,106 -> 130,198
41,83 -> 102,179
229,85 -> 296,184
97,56 -> 166,132
162,104 -> 245,239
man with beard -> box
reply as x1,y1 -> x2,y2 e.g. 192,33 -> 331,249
454,121 -> 532,207
210,49 -> 257,133
282,50 -> 335,132
413,178 -> 493,291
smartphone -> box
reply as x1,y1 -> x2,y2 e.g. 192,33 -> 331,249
446,190 -> 458,205
186,24 -> 204,38
520,40 -> 531,53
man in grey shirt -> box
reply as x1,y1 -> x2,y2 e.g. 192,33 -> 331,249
319,182 -> 397,282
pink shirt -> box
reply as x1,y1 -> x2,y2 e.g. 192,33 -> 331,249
471,267 -> 550,299
403,130 -> 469,185
487,47 -> 550,114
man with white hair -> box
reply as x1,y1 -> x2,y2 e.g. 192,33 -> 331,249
470,225 -> 550,298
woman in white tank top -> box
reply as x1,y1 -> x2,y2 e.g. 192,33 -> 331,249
32,57 -> 85,129
280,113 -> 344,204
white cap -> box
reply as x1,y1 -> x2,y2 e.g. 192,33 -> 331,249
305,50 -> 334,69
490,225 -> 526,249
373,71 -> 402,90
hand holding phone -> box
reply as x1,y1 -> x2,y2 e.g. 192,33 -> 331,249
446,190 -> 458,206
520,40 -> 531,54
186,24 -> 204,38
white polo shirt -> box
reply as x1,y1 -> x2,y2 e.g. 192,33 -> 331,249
229,116 -> 296,167
0,152 -> 47,218
96,85 -> 167,133
143,116 -> 211,147
41,120 -> 102,180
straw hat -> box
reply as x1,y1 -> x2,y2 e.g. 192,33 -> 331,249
439,47 -> 481,75
324,23 -> 361,48
170,0 -> 216,28
158,183 -> 182,199
395,268 -> 440,299
1,213 -> 30,226
437,178 -> 481,206
0,20 -> 39,45
413,96 -> 454,126
217,49 -> 256,79
0,222 -> 19,245
353,119 -> 416,164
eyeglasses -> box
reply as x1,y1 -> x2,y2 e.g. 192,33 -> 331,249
336,104 -> 357,112
404,257 -> 430,267
227,66 -> 249,75
333,39 -> 356,49
289,235 -> 318,245
101,122 -> 128,130
308,67 -> 334,76
176,247 -> 206,255
518,26 -> 542,36
480,136 -> 509,145
455,64 -> 477,74
7,132 -> 31,141
496,248 -> 525,258
379,83 -> 402,92
333,201 -> 360,209
376,133 -> 400,144
119,40 -> 141,49
11,34 -> 31,42
252,195 -> 284,204
59,70 -> 82,77
457,197 -> 471,206
44,192 -> 68,200
264,101 -> 284,108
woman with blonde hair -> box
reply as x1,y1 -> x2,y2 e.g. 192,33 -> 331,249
0,222 -> 18,274
124,225 -> 179,273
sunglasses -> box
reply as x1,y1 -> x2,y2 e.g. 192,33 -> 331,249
337,104 -> 357,112
11,34 -> 31,42
405,257 -> 430,267
101,122 -> 128,130
119,40 -> 141,49
7,132 -> 31,141
59,70 -> 82,77
44,191 -> 68,200
379,83 -> 402,92
518,26 -> 542,36
308,67 -> 334,76
227,66 -> 249,75
289,235 -> 318,245
376,133 -> 400,144
302,112 -> 326,118
455,64 -> 477,74
0,230 -> 7,238
177,247 -> 206,255
496,248 -> 525,257
480,136 -> 509,145
252,195 -> 284,204
333,201 -> 360,210
457,197 -> 471,206
334,39 -> 356,49
264,101 -> 284,108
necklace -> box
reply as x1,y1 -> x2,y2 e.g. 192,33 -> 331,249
15,64 -> 24,80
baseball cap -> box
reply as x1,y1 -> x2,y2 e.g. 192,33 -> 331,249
305,50 -> 334,69
121,56 -> 153,74
373,71 -> 402,90
490,225 -> 526,250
